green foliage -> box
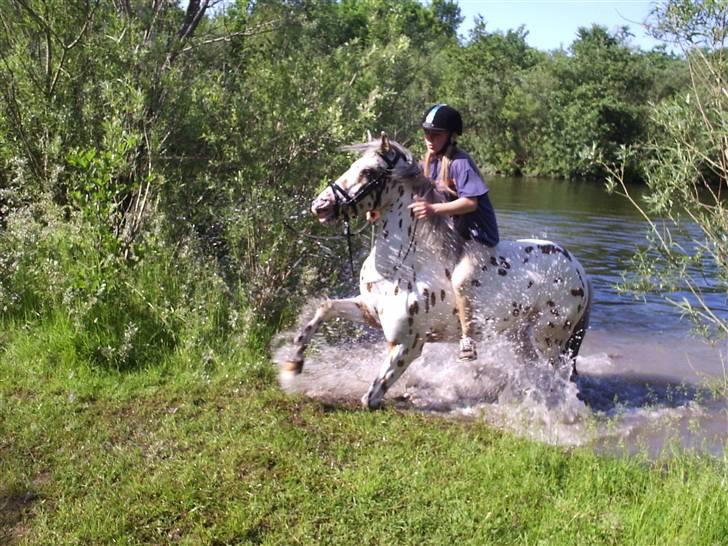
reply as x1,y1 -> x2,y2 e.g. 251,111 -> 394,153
436,21 -> 683,179
333,0 -> 462,48
531,26 -> 654,179
153,0 -> 449,322
0,198 -> 244,371
444,21 -> 542,175
0,0 -> 461,364
66,125 -> 143,257
0,0 -> 704,356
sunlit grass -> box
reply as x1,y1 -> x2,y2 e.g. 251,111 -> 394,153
1,317 -> 727,545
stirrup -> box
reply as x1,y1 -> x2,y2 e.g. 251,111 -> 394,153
457,336 -> 477,362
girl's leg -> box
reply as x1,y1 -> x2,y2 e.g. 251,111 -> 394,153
450,241 -> 481,360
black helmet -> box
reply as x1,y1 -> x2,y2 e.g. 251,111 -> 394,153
421,104 -> 463,135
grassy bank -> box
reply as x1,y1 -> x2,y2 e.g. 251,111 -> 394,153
1,318 -> 727,545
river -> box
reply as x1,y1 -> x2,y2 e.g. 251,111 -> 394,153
276,177 -> 727,458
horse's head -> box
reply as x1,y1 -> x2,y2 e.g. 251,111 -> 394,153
312,133 -> 414,224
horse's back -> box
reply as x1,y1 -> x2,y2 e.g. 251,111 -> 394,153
469,238 -> 591,358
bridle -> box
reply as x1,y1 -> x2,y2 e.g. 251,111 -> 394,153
328,149 -> 403,219
328,148 -> 403,279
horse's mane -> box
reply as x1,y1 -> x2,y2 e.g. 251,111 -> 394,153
340,138 -> 463,255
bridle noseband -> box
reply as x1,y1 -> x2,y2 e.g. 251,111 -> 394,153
328,149 -> 403,279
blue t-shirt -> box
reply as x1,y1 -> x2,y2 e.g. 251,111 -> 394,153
426,150 -> 499,246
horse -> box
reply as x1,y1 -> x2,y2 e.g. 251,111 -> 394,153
282,133 -> 592,409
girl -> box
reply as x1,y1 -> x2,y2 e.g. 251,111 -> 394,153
409,103 -> 499,361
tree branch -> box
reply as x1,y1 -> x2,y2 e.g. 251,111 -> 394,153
178,19 -> 282,54
49,0 -> 100,97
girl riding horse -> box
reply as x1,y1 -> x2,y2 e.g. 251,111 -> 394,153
285,134 -> 591,409
409,104 -> 499,362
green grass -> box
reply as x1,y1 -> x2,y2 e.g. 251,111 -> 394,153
1,317 -> 727,545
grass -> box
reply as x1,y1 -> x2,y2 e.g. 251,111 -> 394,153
1,316 -> 727,545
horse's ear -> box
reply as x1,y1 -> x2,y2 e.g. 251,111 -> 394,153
366,130 -> 373,142
380,131 -> 390,152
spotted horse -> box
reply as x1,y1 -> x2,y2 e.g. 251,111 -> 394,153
283,134 -> 593,409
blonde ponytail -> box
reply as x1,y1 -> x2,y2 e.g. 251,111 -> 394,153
423,139 -> 459,197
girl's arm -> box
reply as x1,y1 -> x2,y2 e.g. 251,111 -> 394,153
409,196 -> 477,219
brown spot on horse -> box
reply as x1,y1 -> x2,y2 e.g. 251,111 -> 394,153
356,303 -> 381,328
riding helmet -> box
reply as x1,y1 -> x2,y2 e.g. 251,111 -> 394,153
421,104 -> 463,135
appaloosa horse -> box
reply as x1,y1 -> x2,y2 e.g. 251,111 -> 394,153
283,134 -> 592,409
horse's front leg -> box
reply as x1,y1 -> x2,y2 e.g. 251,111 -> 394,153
282,296 -> 378,376
363,333 -> 426,410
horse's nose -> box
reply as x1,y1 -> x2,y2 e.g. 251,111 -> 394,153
311,195 -> 336,223
311,197 -> 327,215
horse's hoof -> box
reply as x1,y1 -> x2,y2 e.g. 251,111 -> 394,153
283,359 -> 304,374
362,391 -> 383,410
279,360 -> 304,389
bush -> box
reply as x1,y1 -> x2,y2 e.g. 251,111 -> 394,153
0,197 -> 249,371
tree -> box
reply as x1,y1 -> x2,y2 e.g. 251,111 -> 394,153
444,20 -> 541,175
0,0 -> 228,256
533,25 -> 656,179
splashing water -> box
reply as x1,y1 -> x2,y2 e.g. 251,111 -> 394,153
273,300 -> 727,458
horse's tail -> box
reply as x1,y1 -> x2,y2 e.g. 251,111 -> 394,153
562,276 -> 593,376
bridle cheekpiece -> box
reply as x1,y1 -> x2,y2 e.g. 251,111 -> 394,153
328,148 -> 403,279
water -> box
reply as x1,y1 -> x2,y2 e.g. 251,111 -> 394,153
275,177 -> 727,458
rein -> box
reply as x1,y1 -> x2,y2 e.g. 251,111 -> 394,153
328,149 -> 403,279
393,183 -> 436,273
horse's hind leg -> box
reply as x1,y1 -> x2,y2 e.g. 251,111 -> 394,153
561,278 -> 593,377
363,335 -> 425,409
283,297 -> 378,376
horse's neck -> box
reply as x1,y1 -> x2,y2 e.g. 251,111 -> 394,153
370,182 -> 451,280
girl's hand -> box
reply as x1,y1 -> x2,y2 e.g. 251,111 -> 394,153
409,197 -> 436,219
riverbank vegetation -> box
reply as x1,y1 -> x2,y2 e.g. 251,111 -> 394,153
1,0 -> 726,543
